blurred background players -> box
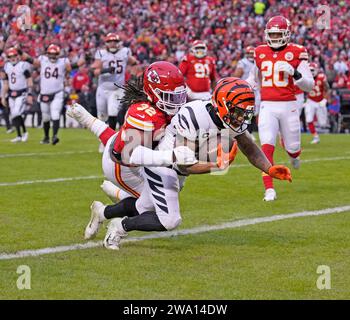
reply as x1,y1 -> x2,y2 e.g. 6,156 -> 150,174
179,40 -> 217,101
234,45 -> 260,140
1,47 -> 33,143
304,62 -> 330,144
31,44 -> 72,145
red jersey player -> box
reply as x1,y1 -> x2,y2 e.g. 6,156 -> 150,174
67,61 -> 187,239
179,40 -> 217,101
305,62 -> 330,144
247,15 -> 314,201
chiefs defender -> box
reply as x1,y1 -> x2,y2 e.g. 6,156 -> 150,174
179,40 -> 217,101
247,16 -> 314,201
305,62 -> 330,144
67,61 -> 187,239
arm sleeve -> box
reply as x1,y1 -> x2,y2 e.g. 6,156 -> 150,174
294,60 -> 315,93
129,145 -> 173,166
245,64 -> 260,90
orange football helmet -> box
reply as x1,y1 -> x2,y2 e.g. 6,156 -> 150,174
212,77 -> 255,133
47,44 -> 60,62
105,33 -> 122,53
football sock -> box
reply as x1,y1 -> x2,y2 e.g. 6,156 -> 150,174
104,197 -> 139,219
261,144 -> 275,190
13,116 -> 22,137
122,212 -> 167,232
20,116 -> 26,133
52,120 -> 60,136
308,122 -> 316,135
43,121 -> 50,138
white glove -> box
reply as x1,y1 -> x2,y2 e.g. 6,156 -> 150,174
173,146 -> 198,166
319,98 -> 327,108
276,62 -> 295,76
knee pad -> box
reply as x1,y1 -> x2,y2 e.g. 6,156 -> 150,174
159,215 -> 182,231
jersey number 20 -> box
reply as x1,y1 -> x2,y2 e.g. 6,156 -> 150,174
261,61 -> 289,87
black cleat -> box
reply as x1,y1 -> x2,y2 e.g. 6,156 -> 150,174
40,137 -> 50,144
52,135 -> 60,145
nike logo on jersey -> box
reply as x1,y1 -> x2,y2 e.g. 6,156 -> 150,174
136,114 -> 146,119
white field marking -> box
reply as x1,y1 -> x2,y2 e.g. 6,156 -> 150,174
0,150 -> 96,159
0,155 -> 349,186
0,205 -> 349,261
0,175 -> 103,187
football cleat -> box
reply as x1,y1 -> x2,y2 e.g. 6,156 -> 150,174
310,136 -> 320,144
263,188 -> 277,201
11,136 -> 22,143
21,132 -> 28,142
98,142 -> 105,154
6,128 -> 14,134
290,156 -> 300,169
40,137 -> 50,144
103,218 -> 128,250
52,135 -> 60,145
101,180 -> 121,203
84,201 -> 107,240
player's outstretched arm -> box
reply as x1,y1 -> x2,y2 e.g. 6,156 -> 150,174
236,131 -> 292,182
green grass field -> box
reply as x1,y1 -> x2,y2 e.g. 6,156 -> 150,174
0,127 -> 350,299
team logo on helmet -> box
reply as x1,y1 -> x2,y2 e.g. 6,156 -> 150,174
147,70 -> 161,84
285,52 -> 294,61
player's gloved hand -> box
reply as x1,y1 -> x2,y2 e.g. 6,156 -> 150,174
276,62 -> 295,76
173,146 -> 198,166
229,141 -> 238,164
319,98 -> 327,108
268,165 -> 292,182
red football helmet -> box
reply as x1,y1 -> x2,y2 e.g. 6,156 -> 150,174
265,16 -> 291,49
309,62 -> 319,77
245,46 -> 255,62
47,44 -> 60,62
105,33 -> 122,53
190,40 -> 207,58
143,61 -> 187,115
212,77 -> 255,133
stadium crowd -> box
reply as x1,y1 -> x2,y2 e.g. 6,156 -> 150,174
0,0 -> 349,130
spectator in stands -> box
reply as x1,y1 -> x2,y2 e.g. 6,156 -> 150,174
72,65 -> 90,94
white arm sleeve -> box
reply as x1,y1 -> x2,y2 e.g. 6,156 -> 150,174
245,64 -> 260,90
129,145 -> 173,166
294,60 -> 315,93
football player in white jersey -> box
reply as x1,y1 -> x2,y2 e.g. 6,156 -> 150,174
1,48 -> 33,143
91,33 -> 138,132
30,44 -> 72,145
77,78 -> 292,250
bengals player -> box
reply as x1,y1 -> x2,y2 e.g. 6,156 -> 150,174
305,62 -> 330,144
67,61 -> 187,240
247,15 -> 314,201
179,40 -> 217,101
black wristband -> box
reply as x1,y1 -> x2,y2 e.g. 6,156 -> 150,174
101,66 -> 115,74
293,70 -> 302,80
26,56 -> 34,64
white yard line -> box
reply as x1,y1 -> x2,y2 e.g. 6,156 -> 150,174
0,150 -> 96,159
0,175 -> 103,186
1,155 -> 349,187
0,205 -> 349,261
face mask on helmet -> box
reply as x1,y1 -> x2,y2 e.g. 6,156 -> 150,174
221,100 -> 255,133
265,30 -> 290,49
310,67 -> 318,77
107,40 -> 122,53
153,86 -> 187,116
48,53 -> 59,63
191,45 -> 207,58
8,54 -> 19,66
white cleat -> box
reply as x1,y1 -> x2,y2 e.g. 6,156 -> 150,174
66,103 -> 95,128
310,136 -> 320,144
263,188 -> 277,202
290,156 -> 301,169
84,201 -> 107,240
101,180 -> 121,203
11,136 -> 22,143
6,128 -> 14,134
103,218 -> 128,250
21,132 -> 28,142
